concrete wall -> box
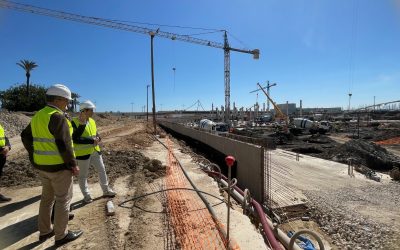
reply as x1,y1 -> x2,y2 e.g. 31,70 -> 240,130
159,121 -> 264,202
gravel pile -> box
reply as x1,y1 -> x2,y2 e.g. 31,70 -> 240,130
305,183 -> 400,249
0,110 -> 31,138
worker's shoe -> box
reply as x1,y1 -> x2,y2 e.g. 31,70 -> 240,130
54,230 -> 83,246
39,230 -> 54,241
103,189 -> 116,198
83,195 -> 93,203
0,194 -> 11,203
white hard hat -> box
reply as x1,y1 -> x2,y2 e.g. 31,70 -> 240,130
46,84 -> 72,100
80,100 -> 96,111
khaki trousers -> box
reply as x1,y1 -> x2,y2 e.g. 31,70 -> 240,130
77,151 -> 110,198
38,169 -> 73,240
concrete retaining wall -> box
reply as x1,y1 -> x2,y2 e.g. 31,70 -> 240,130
159,121 -> 264,202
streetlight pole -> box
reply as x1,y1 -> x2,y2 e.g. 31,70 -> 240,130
150,32 -> 157,134
348,93 -> 352,111
147,84 -> 150,122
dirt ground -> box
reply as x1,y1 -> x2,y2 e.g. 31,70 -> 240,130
0,116 -> 268,249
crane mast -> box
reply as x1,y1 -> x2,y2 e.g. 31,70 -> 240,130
0,0 -> 260,123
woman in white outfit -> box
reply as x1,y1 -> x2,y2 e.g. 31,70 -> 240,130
72,100 -> 116,203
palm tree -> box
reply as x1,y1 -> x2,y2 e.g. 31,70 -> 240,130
16,60 -> 38,97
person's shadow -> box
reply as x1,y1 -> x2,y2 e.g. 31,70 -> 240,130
0,215 -> 39,249
0,195 -> 41,217
0,195 -> 43,248
0,197 -> 98,249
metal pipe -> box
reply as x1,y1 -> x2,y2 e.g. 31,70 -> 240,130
205,170 -> 284,250
218,178 -> 303,250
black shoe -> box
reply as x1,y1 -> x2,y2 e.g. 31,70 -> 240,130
39,230 -> 54,241
0,194 -> 11,203
55,230 -> 83,246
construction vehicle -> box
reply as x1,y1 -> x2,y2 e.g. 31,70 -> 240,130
199,119 -> 229,133
255,83 -> 331,135
256,83 -> 289,133
292,118 -> 331,135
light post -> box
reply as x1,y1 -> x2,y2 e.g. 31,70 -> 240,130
348,93 -> 352,111
147,84 -> 150,122
150,31 -> 158,134
130,102 -> 134,114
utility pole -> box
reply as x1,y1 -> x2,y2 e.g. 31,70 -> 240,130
130,102 -> 134,114
150,31 -> 157,134
373,96 -> 376,111
146,84 -> 150,122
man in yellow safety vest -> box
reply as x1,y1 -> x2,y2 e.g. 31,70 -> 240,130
72,100 -> 116,203
0,122 -> 12,202
21,84 -> 83,246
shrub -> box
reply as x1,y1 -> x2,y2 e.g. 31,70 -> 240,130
0,84 -> 46,111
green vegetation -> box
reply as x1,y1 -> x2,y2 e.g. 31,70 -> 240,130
0,84 -> 46,111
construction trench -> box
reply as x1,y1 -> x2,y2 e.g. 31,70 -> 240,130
0,112 -> 400,249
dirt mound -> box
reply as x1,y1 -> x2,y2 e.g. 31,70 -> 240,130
0,110 -> 31,137
0,149 -> 148,188
321,139 -> 400,171
101,149 -> 148,184
303,134 -> 336,144
0,157 -> 40,188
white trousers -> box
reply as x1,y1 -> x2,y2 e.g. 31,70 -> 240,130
77,151 -> 110,197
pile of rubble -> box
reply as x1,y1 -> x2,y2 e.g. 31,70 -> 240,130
0,110 -> 31,137
305,183 -> 400,249
322,139 -> 400,171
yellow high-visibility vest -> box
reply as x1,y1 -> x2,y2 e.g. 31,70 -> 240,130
31,106 -> 74,165
72,117 -> 100,157
0,123 -> 5,147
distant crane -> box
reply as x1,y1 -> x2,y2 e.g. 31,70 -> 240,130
250,81 -> 277,111
184,100 -> 205,111
0,0 -> 260,126
256,82 -> 289,132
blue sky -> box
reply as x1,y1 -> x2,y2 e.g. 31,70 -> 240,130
0,0 -> 399,112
